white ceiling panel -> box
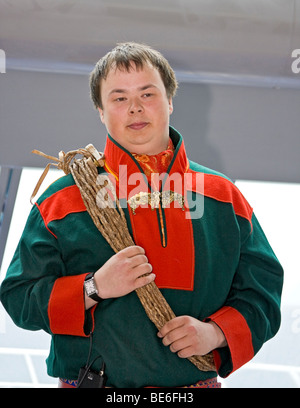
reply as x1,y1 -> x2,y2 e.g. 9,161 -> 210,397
0,0 -> 299,87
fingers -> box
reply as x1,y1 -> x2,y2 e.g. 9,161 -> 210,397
132,256 -> 154,287
161,328 -> 190,356
95,245 -> 155,299
157,316 -> 188,339
129,254 -> 149,270
158,317 -> 184,350
134,270 -> 156,290
119,245 -> 145,258
123,246 -> 155,288
157,316 -> 200,358
118,245 -> 153,278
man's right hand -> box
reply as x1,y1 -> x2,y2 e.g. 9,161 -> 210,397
85,246 -> 155,309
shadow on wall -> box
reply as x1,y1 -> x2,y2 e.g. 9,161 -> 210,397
170,82 -> 226,176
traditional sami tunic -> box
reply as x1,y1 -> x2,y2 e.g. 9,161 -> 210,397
0,126 -> 283,387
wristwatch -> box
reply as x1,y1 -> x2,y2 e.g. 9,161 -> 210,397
84,272 -> 103,302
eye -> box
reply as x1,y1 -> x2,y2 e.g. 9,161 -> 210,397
142,93 -> 153,98
115,97 -> 127,102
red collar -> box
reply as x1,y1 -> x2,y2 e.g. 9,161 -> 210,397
103,127 -> 190,181
131,138 -> 175,176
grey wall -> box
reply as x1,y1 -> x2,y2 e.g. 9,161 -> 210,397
1,69 -> 300,183
171,82 -> 300,182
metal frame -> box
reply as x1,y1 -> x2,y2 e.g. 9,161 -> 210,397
0,166 -> 22,271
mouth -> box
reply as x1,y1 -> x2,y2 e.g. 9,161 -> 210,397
127,122 -> 149,131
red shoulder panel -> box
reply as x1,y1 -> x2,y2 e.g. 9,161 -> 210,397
186,170 -> 253,228
38,185 -> 86,226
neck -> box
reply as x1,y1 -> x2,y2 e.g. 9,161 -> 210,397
129,138 -> 170,156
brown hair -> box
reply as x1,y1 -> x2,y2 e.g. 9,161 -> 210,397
89,42 -> 178,109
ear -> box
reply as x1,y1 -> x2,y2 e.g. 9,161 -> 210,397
98,107 -> 105,124
168,98 -> 173,115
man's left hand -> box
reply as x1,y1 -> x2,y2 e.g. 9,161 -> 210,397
157,315 -> 227,358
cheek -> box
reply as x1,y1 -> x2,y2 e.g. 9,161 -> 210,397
99,110 -> 125,135
98,108 -> 116,127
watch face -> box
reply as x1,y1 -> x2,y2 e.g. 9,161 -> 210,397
85,278 -> 97,296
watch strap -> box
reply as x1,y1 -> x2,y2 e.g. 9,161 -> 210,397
84,272 -> 103,302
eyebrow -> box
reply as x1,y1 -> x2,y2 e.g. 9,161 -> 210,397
108,84 -> 157,96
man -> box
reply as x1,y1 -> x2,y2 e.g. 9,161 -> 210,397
0,42 -> 283,388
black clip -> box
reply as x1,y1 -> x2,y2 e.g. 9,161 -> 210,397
76,332 -> 107,388
77,359 -> 107,388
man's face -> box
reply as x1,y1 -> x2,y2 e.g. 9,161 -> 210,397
98,63 -> 173,155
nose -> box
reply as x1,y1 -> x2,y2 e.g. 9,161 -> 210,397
129,98 -> 143,114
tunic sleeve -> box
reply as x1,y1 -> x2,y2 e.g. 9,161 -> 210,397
206,212 -> 283,378
0,203 -> 94,337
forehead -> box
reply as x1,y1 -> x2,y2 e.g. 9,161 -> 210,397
102,62 -> 165,91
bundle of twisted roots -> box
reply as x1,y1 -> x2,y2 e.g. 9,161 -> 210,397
31,144 -> 215,372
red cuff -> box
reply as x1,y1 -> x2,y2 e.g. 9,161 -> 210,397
207,306 -> 254,374
48,273 -> 94,336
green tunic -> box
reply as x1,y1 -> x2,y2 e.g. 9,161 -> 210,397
0,127 -> 283,387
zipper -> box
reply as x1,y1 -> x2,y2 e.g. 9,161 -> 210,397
154,175 -> 167,248
157,201 -> 167,248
